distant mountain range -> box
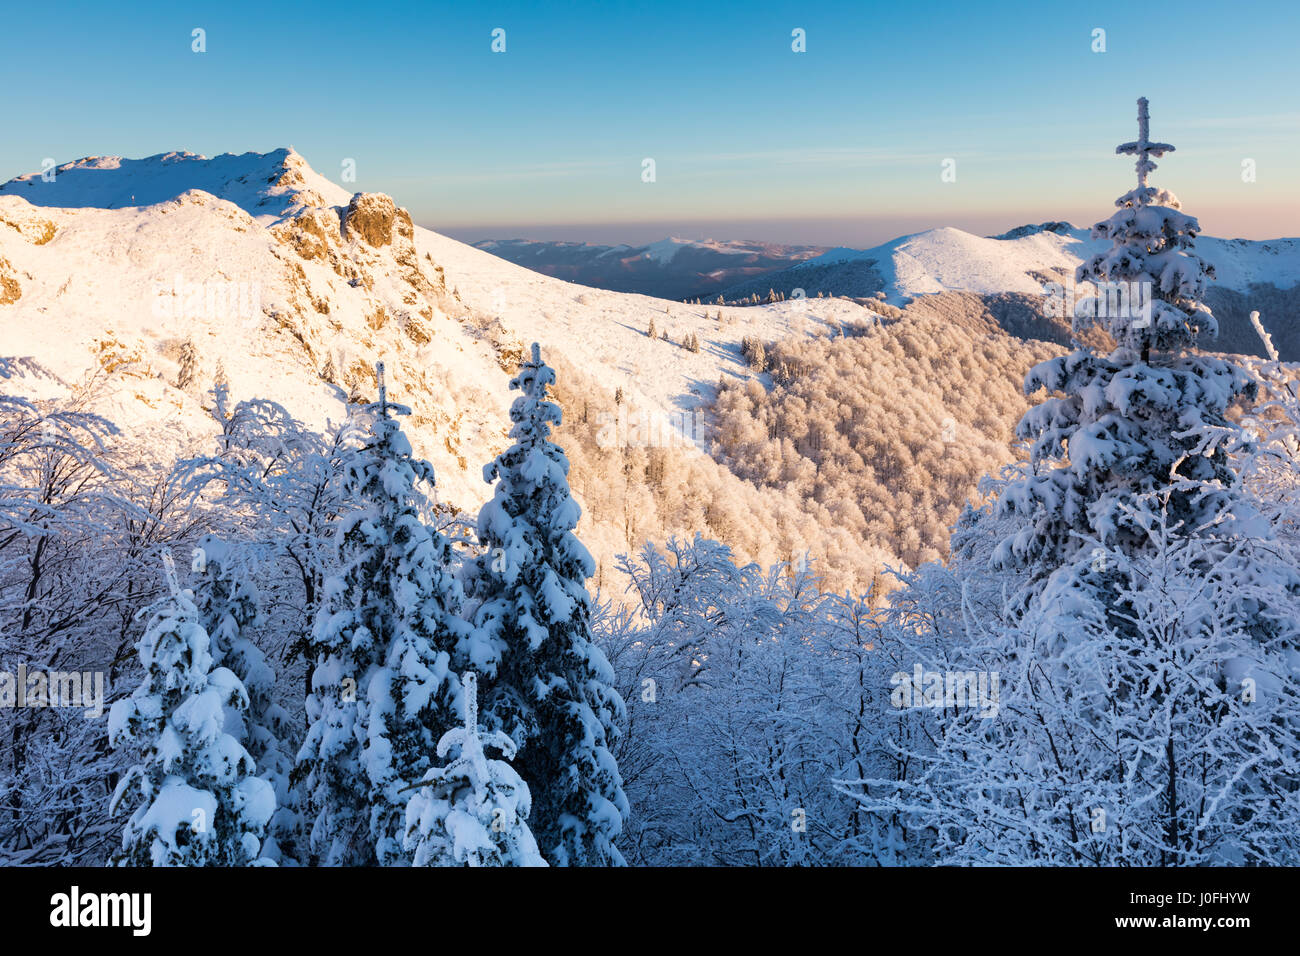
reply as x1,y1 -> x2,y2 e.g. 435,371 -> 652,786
3,148 -> 1298,597
470,237 -> 826,301
472,223 -> 1300,358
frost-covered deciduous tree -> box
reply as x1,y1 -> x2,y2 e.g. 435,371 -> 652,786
294,365 -> 467,866
661,561 -> 839,866
404,671 -> 546,867
821,568 -> 959,866
0,360 -> 154,864
619,535 -> 745,692
465,344 -> 629,866
181,394 -> 355,660
843,496 -> 1300,865
108,557 -> 274,866
191,536 -> 299,863
0,362 -> 125,632
597,536 -> 892,866
1242,312 -> 1300,558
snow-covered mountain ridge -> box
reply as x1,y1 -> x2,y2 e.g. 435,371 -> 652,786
0,149 -> 345,224
3,148 -> 1296,589
721,221 -> 1300,308
1,149 -> 883,580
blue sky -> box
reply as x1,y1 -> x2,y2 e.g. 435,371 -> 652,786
3,0 -> 1297,245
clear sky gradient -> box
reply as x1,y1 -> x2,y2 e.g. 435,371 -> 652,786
3,0 -> 1297,246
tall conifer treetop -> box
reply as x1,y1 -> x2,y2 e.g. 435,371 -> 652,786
983,98 -> 1260,620
466,343 -> 630,866
1075,97 -> 1217,357
296,363 -> 467,866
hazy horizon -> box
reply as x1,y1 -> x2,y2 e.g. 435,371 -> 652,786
4,0 -> 1297,249
437,201 -> 1300,249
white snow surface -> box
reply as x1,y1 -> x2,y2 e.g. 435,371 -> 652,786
2,148 -> 1295,516
798,225 -> 1300,305
0,149 -> 871,513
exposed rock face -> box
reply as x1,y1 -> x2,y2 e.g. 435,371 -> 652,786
273,193 -> 444,304
271,206 -> 340,264
339,193 -> 447,302
264,188 -> 458,383
0,257 -> 19,304
0,199 -> 57,246
342,192 -> 404,248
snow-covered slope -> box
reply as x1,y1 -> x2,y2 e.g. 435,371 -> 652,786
0,149 -> 869,514
4,148 -> 1296,589
0,149 -> 351,224
721,222 -> 1300,306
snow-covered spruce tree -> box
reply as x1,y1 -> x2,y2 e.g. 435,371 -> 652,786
295,363 -> 468,866
857,100 -> 1300,865
404,672 -> 546,866
465,343 -> 630,866
980,97 -> 1266,630
191,536 -> 299,863
108,555 -> 274,866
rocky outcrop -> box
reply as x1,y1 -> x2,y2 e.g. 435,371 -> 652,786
271,206 -> 341,264
265,187 -> 460,378
342,192 -> 405,248
0,257 -> 19,304
0,199 -> 57,246
340,192 -> 449,303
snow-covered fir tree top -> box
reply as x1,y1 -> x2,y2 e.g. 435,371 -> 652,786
403,671 -> 547,866
464,344 -> 629,865
108,554 -> 274,866
1116,96 -> 1175,190
1075,97 -> 1217,354
983,97 -> 1271,617
437,671 -> 517,764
